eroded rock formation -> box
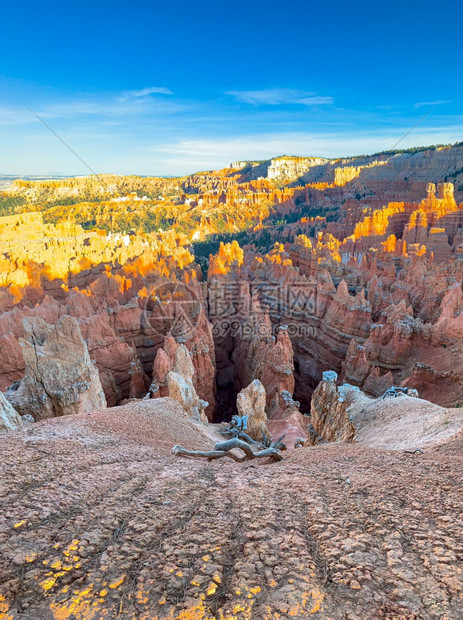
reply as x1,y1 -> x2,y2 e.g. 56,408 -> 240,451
236,379 -> 269,441
151,338 -> 208,421
1,145 -> 463,421
309,371 -> 358,443
6,316 -> 106,420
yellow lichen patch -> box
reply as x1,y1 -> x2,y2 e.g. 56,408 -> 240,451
269,579 -> 277,587
0,594 -> 14,620
212,573 -> 221,584
13,520 -> 26,529
49,586 -> 99,620
25,553 -> 37,563
206,582 -> 218,596
287,588 -> 324,616
201,555 -> 210,562
176,570 -> 184,577
136,588 -> 149,605
99,589 -> 107,597
108,574 -> 125,589
51,560 -> 62,570
171,600 -> 210,620
40,576 -> 58,592
62,540 -> 79,557
232,601 -> 252,614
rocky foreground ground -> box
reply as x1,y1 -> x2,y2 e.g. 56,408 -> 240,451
1,398 -> 462,620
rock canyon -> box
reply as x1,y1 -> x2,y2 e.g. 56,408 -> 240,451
1,143 -> 463,619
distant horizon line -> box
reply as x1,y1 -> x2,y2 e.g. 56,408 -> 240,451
1,140 -> 461,181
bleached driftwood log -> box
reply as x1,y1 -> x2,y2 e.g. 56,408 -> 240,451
172,437 -> 284,462
173,414 -> 286,463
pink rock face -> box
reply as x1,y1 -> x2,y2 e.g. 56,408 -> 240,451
163,334 -> 180,363
259,328 -> 296,418
232,312 -> 296,419
78,313 -> 139,405
186,309 -> 216,417
150,328 -> 213,416
267,410 -> 309,449
401,363 -> 460,406
363,368 -> 394,398
0,333 -> 25,391
152,347 -> 172,397
149,338 -> 208,421
129,359 -> 150,399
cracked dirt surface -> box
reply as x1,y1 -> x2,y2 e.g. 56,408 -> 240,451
1,398 -> 462,619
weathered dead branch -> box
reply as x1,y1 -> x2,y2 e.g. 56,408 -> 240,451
173,429 -> 285,463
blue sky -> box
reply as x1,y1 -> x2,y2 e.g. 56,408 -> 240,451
0,0 -> 461,176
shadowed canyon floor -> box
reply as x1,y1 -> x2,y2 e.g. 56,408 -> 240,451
1,399 -> 463,619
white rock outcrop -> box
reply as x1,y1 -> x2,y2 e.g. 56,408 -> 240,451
0,392 -> 22,431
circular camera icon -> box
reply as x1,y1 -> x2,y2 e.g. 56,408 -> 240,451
142,280 -> 201,341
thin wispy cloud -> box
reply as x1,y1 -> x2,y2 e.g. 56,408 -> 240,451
297,96 -> 334,105
18,94 -> 186,122
0,105 -> 35,126
415,100 -> 452,108
120,87 -> 173,101
226,88 -> 333,106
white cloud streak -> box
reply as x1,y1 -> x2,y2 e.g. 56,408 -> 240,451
119,86 -> 173,101
0,94 -> 185,124
415,100 -> 452,108
226,88 -> 333,106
